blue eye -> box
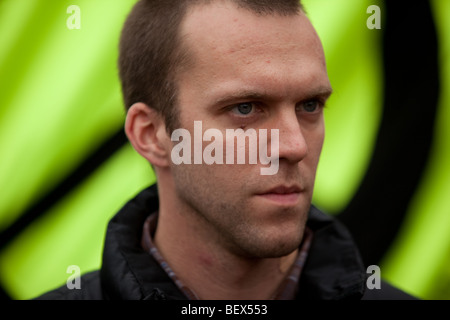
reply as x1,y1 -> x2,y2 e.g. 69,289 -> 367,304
234,103 -> 254,115
298,100 -> 321,113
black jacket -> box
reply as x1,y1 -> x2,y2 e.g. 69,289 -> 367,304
35,185 -> 416,300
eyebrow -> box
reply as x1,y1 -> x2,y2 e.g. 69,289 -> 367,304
307,86 -> 333,100
212,86 -> 333,106
213,90 -> 270,106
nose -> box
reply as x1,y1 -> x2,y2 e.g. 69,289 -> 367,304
273,109 -> 308,164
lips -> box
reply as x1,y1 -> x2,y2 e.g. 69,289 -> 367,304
256,185 -> 303,205
262,185 -> 302,195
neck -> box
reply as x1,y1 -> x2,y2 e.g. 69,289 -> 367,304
154,172 -> 299,300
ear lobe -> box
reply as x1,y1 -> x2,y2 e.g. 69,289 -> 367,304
125,103 -> 171,167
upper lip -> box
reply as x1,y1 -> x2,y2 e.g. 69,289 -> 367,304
258,185 -> 302,195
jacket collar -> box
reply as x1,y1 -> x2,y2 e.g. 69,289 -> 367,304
100,185 -> 366,300
100,185 -> 186,300
298,206 -> 366,299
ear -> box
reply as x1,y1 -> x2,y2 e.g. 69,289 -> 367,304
125,103 -> 171,168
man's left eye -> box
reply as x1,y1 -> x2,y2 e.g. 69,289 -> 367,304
298,100 -> 321,113
232,103 -> 254,115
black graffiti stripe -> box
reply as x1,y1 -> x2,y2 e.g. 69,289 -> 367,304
0,129 -> 128,251
337,1 -> 440,266
0,283 -> 11,300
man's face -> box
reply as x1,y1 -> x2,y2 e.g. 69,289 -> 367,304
167,2 -> 332,258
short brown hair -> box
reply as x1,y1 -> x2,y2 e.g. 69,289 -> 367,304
119,0 -> 303,133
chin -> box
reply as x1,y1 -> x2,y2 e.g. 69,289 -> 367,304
237,230 -> 304,259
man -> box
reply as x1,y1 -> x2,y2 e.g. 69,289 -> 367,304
36,0 -> 415,300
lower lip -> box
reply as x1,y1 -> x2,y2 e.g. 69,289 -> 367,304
257,193 -> 301,205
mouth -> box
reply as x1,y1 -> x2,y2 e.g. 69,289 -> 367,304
256,185 -> 303,206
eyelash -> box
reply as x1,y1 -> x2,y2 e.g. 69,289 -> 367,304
229,102 -> 262,118
296,99 -> 325,113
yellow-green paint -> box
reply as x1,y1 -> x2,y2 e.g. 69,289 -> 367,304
1,0 -> 449,300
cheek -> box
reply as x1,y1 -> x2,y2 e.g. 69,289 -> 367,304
170,162 -> 251,221
315,130 -> 325,157
305,122 -> 325,162
171,161 -> 243,193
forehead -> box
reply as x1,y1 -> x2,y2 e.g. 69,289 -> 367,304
177,2 -> 330,104
180,2 -> 325,65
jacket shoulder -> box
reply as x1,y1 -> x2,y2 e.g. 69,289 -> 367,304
362,280 -> 419,300
34,270 -> 103,300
